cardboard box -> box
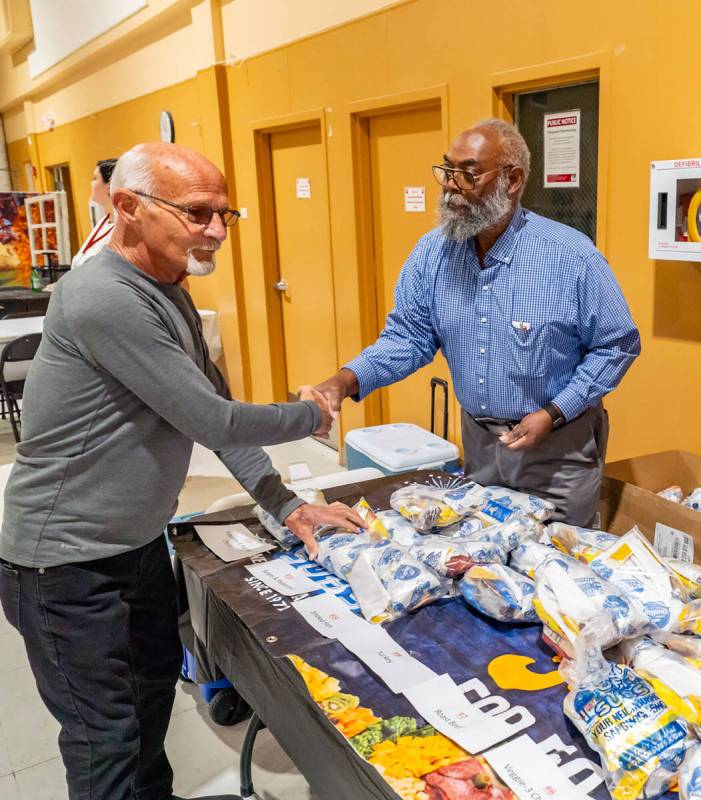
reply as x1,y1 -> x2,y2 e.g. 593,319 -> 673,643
598,450 -> 701,563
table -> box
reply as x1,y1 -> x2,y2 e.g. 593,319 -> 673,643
0,288 -> 50,317
197,308 -> 222,363
169,473 -> 617,800
0,316 -> 44,382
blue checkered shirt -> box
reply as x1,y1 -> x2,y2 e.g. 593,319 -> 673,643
345,207 -> 640,422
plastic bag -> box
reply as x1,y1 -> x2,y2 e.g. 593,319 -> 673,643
657,485 -> 684,504
440,481 -> 486,515
458,564 -> 538,624
462,515 -> 543,554
651,630 -> 701,661
547,522 -> 618,563
615,637 -> 701,727
469,485 -> 555,523
314,532 -> 371,576
590,528 -> 690,632
563,614 -> 693,800
390,484 -> 464,532
533,553 -> 651,657
409,535 -> 506,577
667,560 -> 701,600
682,488 -> 701,512
509,540 -> 555,578
348,543 -> 446,622
680,744 -> 701,800
254,505 -> 300,549
354,497 -> 390,541
375,510 -> 421,547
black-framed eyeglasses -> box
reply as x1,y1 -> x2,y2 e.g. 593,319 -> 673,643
431,164 -> 513,192
132,191 -> 241,227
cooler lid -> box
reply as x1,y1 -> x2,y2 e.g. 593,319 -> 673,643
345,423 -> 459,472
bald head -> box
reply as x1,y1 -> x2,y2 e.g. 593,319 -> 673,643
108,142 -> 230,283
451,119 -> 531,187
110,142 -> 225,200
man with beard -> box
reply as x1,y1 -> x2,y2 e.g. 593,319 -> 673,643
0,142 -> 363,800
316,119 -> 640,524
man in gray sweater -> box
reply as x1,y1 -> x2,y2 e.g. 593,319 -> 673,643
0,143 -> 362,800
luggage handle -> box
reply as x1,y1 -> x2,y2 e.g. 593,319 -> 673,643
430,377 -> 449,440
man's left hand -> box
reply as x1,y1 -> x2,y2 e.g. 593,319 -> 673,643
284,502 -> 365,558
499,409 -> 553,451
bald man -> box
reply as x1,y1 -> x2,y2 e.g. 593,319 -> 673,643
0,143 -> 361,800
317,119 -> 640,524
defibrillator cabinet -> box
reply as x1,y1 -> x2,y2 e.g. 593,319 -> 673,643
649,159 -> 701,261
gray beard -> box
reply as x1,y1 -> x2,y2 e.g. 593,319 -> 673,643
438,175 -> 512,242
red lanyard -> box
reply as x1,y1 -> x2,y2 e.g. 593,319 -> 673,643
82,215 -> 113,253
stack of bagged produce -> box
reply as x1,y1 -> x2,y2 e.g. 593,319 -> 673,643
256,477 -> 701,799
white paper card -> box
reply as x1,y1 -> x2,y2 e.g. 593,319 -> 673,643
245,559 -> 319,596
338,625 -> 436,693
544,109 -> 581,189
654,522 -> 694,562
296,177 -> 311,198
293,594 -> 369,638
195,524 -> 275,563
347,553 -> 390,620
487,734 -> 591,800
404,186 -> 426,212
403,673 -> 513,753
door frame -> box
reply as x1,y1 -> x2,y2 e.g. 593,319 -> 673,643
348,84 -> 450,428
251,109 -> 337,402
490,52 -> 612,256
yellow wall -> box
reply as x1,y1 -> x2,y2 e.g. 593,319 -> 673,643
6,135 -> 31,191
224,0 -> 701,462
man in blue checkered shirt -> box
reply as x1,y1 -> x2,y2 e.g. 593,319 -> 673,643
317,119 -> 640,524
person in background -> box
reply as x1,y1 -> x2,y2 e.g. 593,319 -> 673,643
316,118 -> 641,526
0,142 -> 360,800
71,157 -> 118,268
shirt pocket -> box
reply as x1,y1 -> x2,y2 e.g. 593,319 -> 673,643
507,320 -> 552,378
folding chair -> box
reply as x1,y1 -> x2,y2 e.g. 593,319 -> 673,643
0,333 -> 42,442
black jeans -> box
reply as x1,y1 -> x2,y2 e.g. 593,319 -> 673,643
0,535 -> 182,800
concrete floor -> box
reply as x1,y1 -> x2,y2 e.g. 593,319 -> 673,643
0,423 -> 343,799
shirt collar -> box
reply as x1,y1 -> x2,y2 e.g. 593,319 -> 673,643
483,205 -> 525,266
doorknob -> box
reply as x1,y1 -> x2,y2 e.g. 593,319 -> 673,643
274,279 -> 288,292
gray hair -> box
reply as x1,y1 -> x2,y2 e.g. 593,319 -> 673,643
110,145 -> 157,199
471,118 -> 531,187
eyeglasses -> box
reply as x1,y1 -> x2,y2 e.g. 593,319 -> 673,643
431,164 -> 513,192
132,191 -> 241,227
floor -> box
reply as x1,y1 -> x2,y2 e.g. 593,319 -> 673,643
0,423 -> 343,800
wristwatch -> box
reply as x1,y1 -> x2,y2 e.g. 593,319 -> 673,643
543,402 -> 566,429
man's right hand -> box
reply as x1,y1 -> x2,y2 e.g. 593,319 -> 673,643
298,385 -> 333,437
315,368 -> 359,419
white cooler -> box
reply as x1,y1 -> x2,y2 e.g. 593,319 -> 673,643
344,423 -> 460,476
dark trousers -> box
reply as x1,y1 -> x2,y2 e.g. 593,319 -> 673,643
0,535 -> 182,800
461,405 -> 609,526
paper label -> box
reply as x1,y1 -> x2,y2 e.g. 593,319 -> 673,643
338,625 -> 436,694
544,109 -> 581,189
195,524 -> 275,562
245,559 -> 319,596
403,673 -> 514,753
296,177 -> 311,198
654,523 -> 694,563
487,734 -> 592,800
293,594 -> 369,638
404,186 -> 426,212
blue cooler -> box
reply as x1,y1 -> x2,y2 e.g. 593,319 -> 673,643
345,423 -> 460,476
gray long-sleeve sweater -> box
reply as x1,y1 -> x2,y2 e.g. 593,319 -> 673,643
0,249 -> 320,567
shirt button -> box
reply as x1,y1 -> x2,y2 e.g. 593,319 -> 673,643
480,404 -> 486,410
480,316 -> 487,323
479,378 -> 484,384
482,285 -> 490,291
479,347 -> 485,354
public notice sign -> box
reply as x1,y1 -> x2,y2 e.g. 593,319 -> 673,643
543,109 -> 581,188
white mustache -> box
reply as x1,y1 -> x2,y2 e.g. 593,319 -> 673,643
443,192 -> 470,207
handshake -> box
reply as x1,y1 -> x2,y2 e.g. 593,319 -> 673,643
297,368 -> 360,437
